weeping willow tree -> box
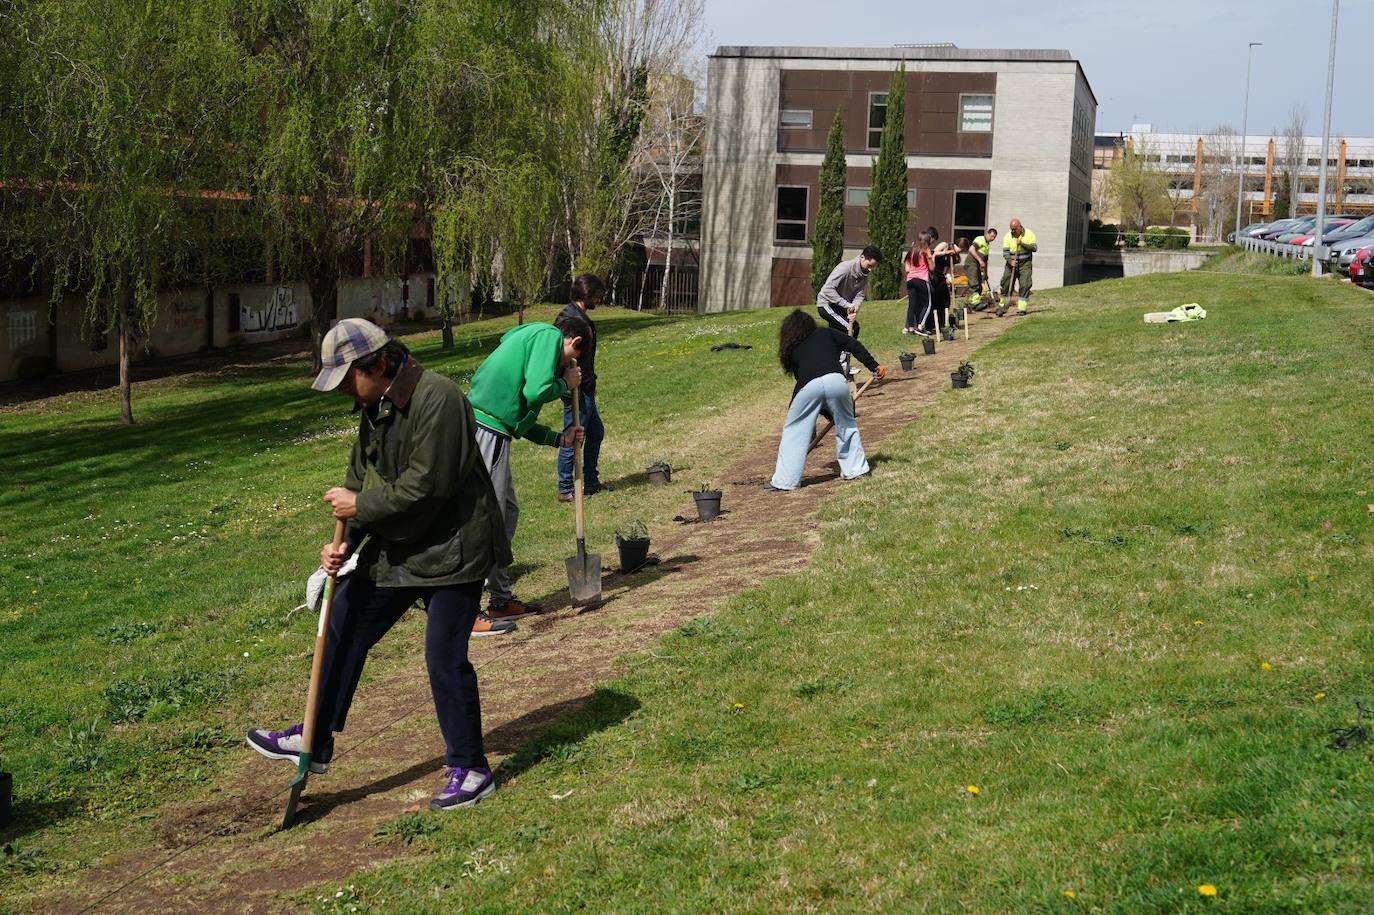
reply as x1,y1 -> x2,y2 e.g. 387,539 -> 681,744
0,0 -> 244,422
237,0 -> 602,357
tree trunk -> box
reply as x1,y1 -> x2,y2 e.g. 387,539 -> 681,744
119,286 -> 134,425
307,255 -> 340,373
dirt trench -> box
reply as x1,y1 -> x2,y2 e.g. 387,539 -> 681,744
47,317 -> 1009,914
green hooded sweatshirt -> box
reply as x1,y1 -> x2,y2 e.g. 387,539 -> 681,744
467,322 -> 568,447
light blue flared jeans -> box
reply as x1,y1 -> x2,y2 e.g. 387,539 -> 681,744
769,374 -> 869,490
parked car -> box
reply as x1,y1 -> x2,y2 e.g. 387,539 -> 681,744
1272,218 -> 1319,243
1349,244 -> 1374,287
1292,218 -> 1355,245
1320,214 -> 1374,243
1259,218 -> 1307,241
1230,222 -> 1270,243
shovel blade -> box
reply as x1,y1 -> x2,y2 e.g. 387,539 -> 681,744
280,754 -> 311,829
565,551 -> 602,605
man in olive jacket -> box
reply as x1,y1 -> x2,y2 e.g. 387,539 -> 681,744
247,319 -> 511,811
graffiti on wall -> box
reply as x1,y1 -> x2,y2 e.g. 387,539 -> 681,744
8,310 -> 39,353
241,286 -> 299,334
171,296 -> 204,332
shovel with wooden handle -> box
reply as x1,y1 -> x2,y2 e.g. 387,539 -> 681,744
564,388 -> 602,605
282,518 -> 345,829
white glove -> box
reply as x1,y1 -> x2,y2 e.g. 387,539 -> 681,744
305,551 -> 360,612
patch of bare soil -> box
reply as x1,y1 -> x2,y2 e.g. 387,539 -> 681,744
45,318 -> 1009,914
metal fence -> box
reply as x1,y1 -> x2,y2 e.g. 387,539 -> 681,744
614,264 -> 699,314
1240,236 -> 1322,262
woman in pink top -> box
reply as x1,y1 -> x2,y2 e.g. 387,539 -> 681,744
903,231 -> 934,335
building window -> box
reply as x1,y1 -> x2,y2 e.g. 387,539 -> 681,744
846,187 -> 916,208
959,94 -> 993,133
867,92 -> 887,149
952,191 -> 988,240
779,109 -> 812,129
775,186 -> 808,242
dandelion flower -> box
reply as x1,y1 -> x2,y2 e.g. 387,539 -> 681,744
1062,889 -> 1076,898
1198,884 -> 1217,897
733,702 -> 745,710
1308,574 -> 1318,582
1192,619 -> 1204,626
1261,662 -> 1272,670
965,784 -> 980,795
1314,692 -> 1326,701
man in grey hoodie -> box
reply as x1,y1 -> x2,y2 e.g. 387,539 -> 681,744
817,245 -> 881,374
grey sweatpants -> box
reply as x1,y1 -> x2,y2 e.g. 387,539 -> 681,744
475,426 -> 518,605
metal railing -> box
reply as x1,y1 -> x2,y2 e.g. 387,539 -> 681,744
1240,236 -> 1325,262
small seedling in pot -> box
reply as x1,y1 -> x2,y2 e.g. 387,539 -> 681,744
646,460 -> 672,485
615,520 -> 651,572
898,350 -> 916,371
950,360 -> 975,390
956,360 -> 976,378
690,483 -> 723,521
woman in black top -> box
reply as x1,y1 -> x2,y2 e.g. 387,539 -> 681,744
763,310 -> 885,492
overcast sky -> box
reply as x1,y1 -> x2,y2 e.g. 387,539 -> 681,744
700,0 -> 1370,139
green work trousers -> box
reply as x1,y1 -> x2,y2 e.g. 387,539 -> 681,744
1000,258 -> 1033,305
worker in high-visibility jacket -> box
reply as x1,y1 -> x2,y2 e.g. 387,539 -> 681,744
998,219 -> 1037,316
965,227 -> 997,310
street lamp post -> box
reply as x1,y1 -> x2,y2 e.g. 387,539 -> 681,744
1234,42 -> 1261,244
1312,0 -> 1340,276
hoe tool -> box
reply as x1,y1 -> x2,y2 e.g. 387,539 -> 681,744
563,388 -> 602,604
282,519 -> 345,829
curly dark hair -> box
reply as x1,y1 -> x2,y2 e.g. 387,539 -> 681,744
778,309 -> 817,376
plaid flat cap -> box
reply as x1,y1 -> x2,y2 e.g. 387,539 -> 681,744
311,318 -> 390,392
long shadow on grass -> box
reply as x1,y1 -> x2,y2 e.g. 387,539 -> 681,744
521,553 -> 702,619
291,756 -> 447,826
489,687 -> 639,785
1,794 -> 79,844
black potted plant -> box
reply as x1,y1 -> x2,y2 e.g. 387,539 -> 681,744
646,460 -> 672,486
950,359 -> 975,389
941,324 -> 955,342
615,520 -> 651,573
898,351 -> 916,371
921,336 -> 936,356
691,482 -> 722,521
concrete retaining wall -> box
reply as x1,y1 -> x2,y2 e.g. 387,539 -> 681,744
1120,250 -> 1213,277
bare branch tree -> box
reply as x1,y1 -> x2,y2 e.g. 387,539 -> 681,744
1197,126 -> 1239,241
1279,103 -> 1308,218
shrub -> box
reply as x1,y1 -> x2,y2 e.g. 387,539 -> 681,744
1145,227 -> 1191,250
1122,229 -> 1140,248
1087,220 -> 1121,249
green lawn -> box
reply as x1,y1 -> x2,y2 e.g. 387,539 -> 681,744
4,269 -> 1374,912
306,272 -> 1371,912
0,302 -> 814,904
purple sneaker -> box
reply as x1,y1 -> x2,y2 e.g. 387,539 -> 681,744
245,723 -> 328,774
430,766 -> 495,810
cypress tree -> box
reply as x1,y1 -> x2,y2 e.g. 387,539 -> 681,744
866,65 -> 907,300
1271,174 -> 1291,225
811,111 -> 847,296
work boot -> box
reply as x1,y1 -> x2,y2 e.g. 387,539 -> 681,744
245,723 -> 329,773
486,598 -> 539,622
430,766 -> 495,810
557,491 -> 574,503
584,481 -> 615,496
473,613 -> 519,637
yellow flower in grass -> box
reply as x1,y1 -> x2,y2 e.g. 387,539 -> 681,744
1314,692 -> 1327,701
733,702 -> 745,710
1192,619 -> 1204,626
1062,889 -> 1076,898
965,784 -> 980,795
1198,884 -> 1217,897
1261,662 -> 1272,670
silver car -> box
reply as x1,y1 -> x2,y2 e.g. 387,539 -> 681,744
1328,233 -> 1374,271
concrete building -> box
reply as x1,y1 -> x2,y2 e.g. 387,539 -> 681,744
700,45 -> 1096,312
1092,126 -> 1374,240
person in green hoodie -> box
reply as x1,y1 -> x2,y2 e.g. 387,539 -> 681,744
467,314 -> 590,620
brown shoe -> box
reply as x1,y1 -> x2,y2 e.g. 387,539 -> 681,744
486,598 -> 538,621
557,491 -> 574,503
472,614 -> 517,637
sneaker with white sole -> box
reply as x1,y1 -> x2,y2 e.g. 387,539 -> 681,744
430,766 -> 495,810
473,613 -> 518,637
245,723 -> 329,773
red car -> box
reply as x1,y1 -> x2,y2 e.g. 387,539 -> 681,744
1348,244 -> 1374,287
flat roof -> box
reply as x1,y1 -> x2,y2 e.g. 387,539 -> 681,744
711,45 -> 1074,63
710,45 -> 1095,104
